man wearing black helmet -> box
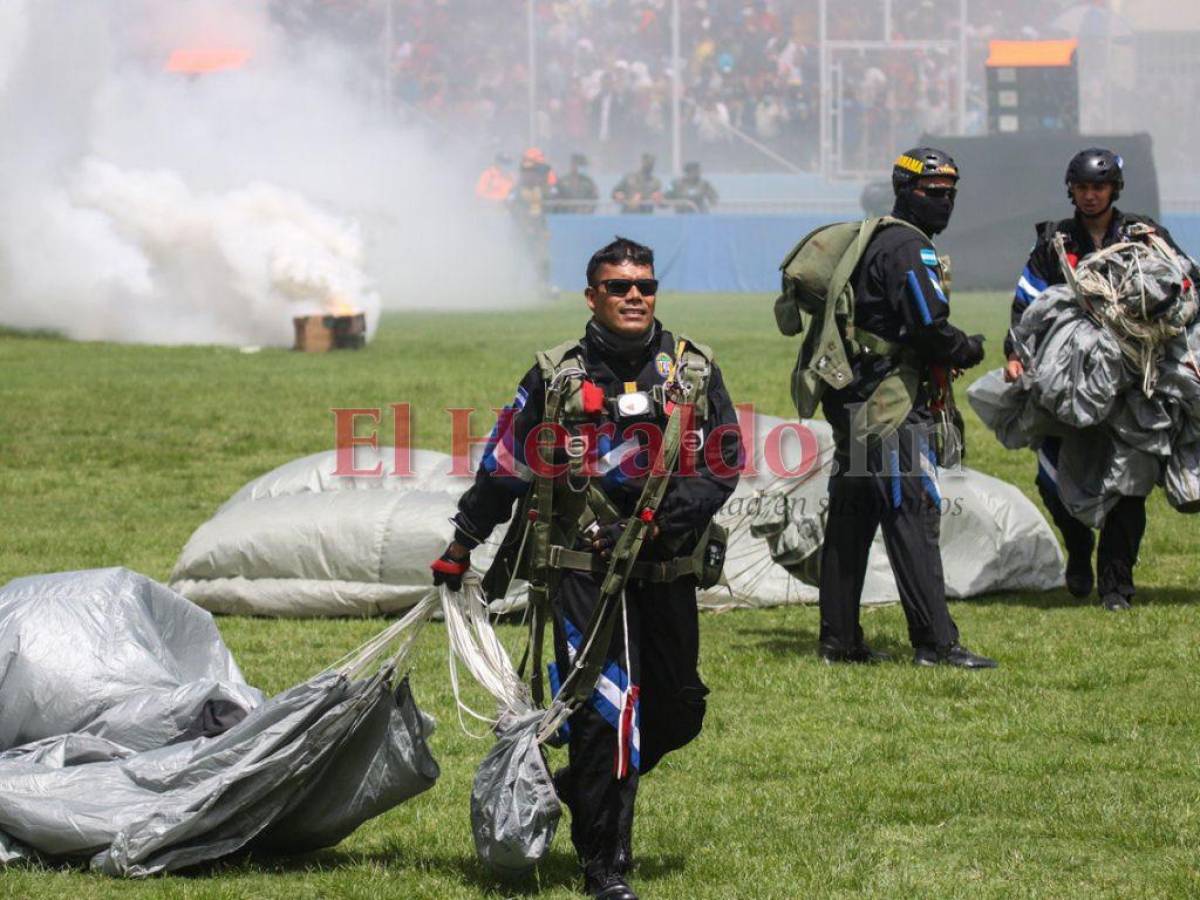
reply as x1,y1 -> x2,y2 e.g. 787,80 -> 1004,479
1003,148 -> 1200,611
818,147 -> 996,669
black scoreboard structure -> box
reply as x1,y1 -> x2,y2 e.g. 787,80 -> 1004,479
986,40 -> 1080,135
915,131 -> 1160,290
861,39 -> 1161,288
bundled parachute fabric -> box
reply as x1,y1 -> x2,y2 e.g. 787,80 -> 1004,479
469,710 -> 561,876
170,449 -> 478,617
970,234 -> 1200,526
0,569 -> 440,875
1165,442 -> 1200,512
0,568 -> 262,753
439,579 -> 562,875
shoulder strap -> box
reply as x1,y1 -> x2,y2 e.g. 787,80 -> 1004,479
523,338 -> 586,705
876,214 -> 932,244
535,339 -> 583,381
668,334 -> 714,419
675,333 -> 714,363
808,218 -> 884,390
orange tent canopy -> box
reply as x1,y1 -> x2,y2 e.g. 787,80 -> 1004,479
165,48 -> 251,74
986,40 -> 1078,69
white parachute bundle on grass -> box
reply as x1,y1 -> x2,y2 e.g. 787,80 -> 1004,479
169,414 -> 1064,617
969,231 -> 1200,526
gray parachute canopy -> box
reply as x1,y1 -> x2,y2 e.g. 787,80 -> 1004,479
970,235 -> 1200,526
0,568 -> 439,874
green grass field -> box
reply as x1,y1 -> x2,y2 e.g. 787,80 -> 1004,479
1,294 -> 1198,899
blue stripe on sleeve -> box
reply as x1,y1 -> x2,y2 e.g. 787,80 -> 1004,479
1013,266 -> 1048,310
1024,265 -> 1048,292
927,267 -> 948,304
906,270 -> 933,325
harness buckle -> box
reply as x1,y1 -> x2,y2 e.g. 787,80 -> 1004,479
565,434 -> 587,459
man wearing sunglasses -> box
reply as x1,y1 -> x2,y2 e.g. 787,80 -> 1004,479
816,147 -> 995,669
432,237 -> 741,899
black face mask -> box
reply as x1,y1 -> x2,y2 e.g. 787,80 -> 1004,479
895,189 -> 955,236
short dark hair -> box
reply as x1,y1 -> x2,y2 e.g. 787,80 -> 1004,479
586,236 -> 654,286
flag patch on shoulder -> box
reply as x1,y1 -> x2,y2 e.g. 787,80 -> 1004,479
920,248 -> 939,267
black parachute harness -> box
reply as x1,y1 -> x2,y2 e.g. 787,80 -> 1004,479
481,336 -> 719,737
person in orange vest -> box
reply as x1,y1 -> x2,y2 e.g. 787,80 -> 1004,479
519,146 -> 557,190
476,153 -> 515,203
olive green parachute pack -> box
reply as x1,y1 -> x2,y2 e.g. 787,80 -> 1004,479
482,334 -> 726,709
773,216 -> 948,441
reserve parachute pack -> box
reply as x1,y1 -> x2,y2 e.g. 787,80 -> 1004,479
773,216 -> 947,441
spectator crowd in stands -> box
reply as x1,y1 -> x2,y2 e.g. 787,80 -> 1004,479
276,0 -> 1080,174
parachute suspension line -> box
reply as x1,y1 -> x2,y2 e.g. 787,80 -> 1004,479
547,366 -> 587,394
440,577 -> 535,736
327,591 -> 439,680
1054,231 -> 1197,398
511,507 -> 535,638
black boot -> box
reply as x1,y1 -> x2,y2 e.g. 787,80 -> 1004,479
1064,535 -> 1095,598
818,640 -> 892,664
913,643 -> 998,669
1097,560 -> 1135,611
584,871 -> 638,900
1100,592 -> 1131,611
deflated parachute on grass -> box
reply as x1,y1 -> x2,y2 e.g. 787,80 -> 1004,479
0,568 -> 439,875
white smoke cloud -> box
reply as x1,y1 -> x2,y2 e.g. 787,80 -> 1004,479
0,0 -> 537,346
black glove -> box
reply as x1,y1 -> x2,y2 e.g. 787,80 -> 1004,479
431,545 -> 470,591
591,522 -> 626,558
959,333 -> 986,369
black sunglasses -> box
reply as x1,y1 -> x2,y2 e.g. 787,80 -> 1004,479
919,186 -> 957,199
597,278 -> 658,296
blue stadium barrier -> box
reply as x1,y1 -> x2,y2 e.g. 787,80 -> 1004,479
549,215 -> 826,293
548,213 -> 1200,294
1164,214 -> 1200,265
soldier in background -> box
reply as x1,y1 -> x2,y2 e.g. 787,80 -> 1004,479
1003,148 -> 1200,610
511,150 -> 554,291
553,153 -> 599,214
612,153 -> 663,214
816,148 -> 994,669
665,161 -> 719,214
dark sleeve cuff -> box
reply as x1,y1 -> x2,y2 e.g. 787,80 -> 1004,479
451,515 -> 484,550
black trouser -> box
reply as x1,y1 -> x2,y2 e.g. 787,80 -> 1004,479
550,570 -> 708,879
818,416 -> 959,652
1036,437 -> 1146,596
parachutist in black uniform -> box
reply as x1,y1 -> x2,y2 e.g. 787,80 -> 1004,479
1003,148 -> 1200,611
434,237 -> 740,899
817,147 -> 995,669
